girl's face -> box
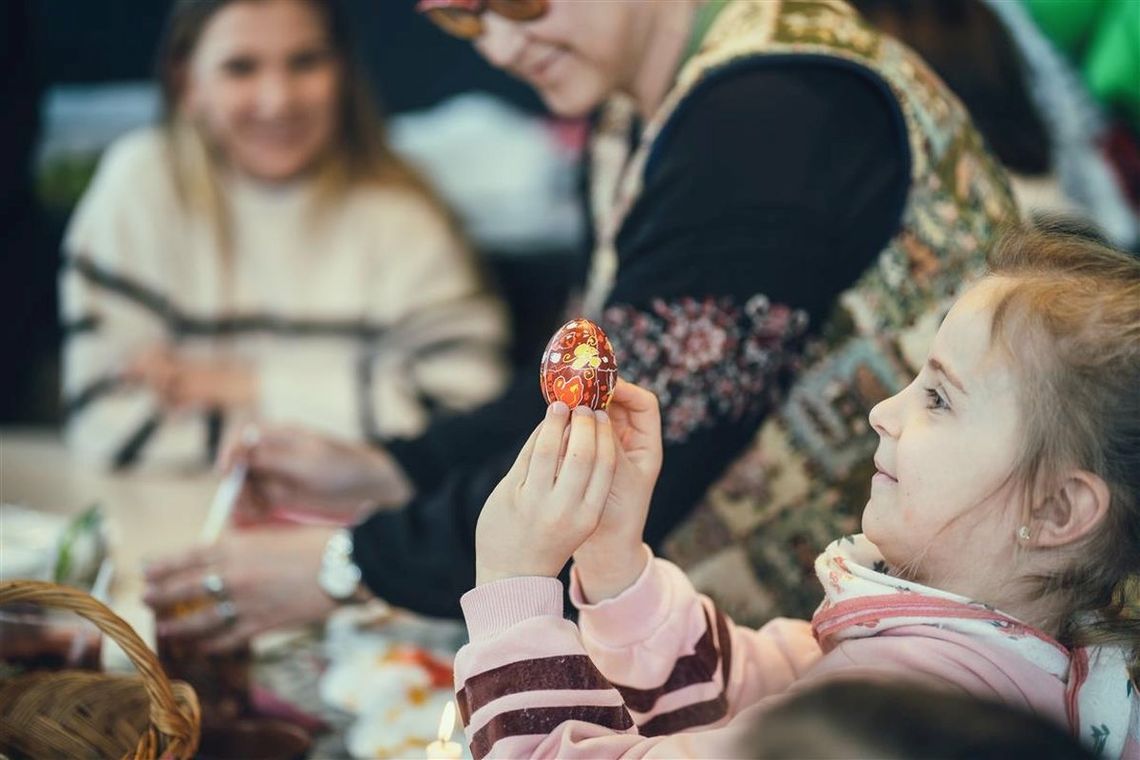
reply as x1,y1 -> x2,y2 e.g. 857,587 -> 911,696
473,1 -> 644,117
182,0 -> 341,183
863,280 -> 1026,595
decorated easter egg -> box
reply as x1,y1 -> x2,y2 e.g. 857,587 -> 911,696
540,318 -> 618,410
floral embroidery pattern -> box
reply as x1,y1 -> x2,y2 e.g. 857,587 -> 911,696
603,295 -> 808,443
649,0 -> 1017,631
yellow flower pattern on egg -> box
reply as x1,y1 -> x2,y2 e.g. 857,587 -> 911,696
570,343 -> 601,370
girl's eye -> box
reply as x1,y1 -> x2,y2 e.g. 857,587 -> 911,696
925,387 -> 950,412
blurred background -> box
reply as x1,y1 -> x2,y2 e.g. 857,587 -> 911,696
0,1 -> 1136,756
3,0 -> 1138,427
2,0 -> 587,426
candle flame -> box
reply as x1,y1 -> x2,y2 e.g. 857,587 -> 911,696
437,700 -> 456,743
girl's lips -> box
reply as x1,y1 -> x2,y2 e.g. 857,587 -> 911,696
873,460 -> 898,483
872,471 -> 898,486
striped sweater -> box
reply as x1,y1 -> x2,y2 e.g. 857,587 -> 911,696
60,129 -> 509,469
455,544 -> 1138,758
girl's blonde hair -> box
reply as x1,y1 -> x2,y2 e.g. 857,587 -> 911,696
987,223 -> 1140,685
154,0 -> 446,253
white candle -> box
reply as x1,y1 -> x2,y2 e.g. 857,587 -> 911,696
425,700 -> 463,759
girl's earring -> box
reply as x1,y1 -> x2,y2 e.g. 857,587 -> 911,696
1017,525 -> 1031,542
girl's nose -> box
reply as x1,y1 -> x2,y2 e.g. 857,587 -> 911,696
868,391 -> 901,439
475,13 -> 527,70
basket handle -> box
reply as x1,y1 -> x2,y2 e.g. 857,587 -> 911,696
0,580 -> 200,758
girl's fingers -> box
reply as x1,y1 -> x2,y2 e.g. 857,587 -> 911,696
610,381 -> 660,432
581,410 -> 617,517
505,423 -> 543,484
554,424 -> 572,478
552,406 -> 597,502
608,381 -> 662,457
523,402 -> 570,488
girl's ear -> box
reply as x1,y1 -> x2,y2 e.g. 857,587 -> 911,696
1032,471 -> 1111,548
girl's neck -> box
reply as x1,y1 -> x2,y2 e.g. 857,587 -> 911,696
987,590 -> 1069,639
625,1 -> 701,121
927,567 -> 1070,640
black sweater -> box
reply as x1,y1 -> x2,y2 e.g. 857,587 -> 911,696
353,59 -> 910,618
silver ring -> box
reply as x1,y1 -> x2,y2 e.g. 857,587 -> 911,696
202,572 -> 227,600
215,599 -> 238,629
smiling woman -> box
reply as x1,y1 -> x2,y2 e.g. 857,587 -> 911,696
177,0 -> 342,183
58,0 -> 510,470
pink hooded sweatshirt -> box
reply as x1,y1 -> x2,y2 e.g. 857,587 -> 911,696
454,535 -> 1138,758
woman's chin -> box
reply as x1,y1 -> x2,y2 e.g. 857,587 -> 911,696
234,155 -> 315,184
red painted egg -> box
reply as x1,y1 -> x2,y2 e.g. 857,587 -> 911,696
539,318 -> 618,410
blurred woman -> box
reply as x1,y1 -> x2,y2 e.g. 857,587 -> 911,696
60,0 -> 509,469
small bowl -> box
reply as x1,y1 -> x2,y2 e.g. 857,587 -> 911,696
196,718 -> 312,760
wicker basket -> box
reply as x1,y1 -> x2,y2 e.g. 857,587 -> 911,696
0,580 -> 200,759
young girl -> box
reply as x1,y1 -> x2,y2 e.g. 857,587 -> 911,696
60,0 -> 508,469
458,226 -> 1140,758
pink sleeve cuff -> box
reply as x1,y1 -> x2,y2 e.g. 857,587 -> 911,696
460,577 -> 564,642
570,545 -> 675,648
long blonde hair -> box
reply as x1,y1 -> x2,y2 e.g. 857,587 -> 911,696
155,0 -> 446,253
987,224 -> 1140,686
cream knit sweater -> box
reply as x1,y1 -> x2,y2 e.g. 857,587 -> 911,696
61,128 -> 509,469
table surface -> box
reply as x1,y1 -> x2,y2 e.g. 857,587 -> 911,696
2,427 -> 221,662
2,427 -> 469,758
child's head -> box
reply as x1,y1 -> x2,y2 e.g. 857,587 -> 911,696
863,225 -> 1139,664
744,679 -> 1094,759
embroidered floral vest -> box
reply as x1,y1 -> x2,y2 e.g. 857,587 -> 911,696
587,0 -> 1019,625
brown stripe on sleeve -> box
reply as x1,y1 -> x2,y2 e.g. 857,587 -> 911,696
610,608 -> 720,713
456,655 -> 613,726
638,691 -> 729,736
469,705 -> 635,759
633,609 -> 735,737
715,608 -> 734,702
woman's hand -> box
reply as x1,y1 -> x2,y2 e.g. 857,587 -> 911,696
573,380 -> 663,603
474,402 -> 618,586
218,426 -> 414,523
142,526 -> 340,653
126,347 -> 258,410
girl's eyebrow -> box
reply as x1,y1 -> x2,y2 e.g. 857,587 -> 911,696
928,357 -> 967,395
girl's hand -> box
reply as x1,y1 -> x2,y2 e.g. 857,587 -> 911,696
475,402 -> 617,586
573,380 -> 663,603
